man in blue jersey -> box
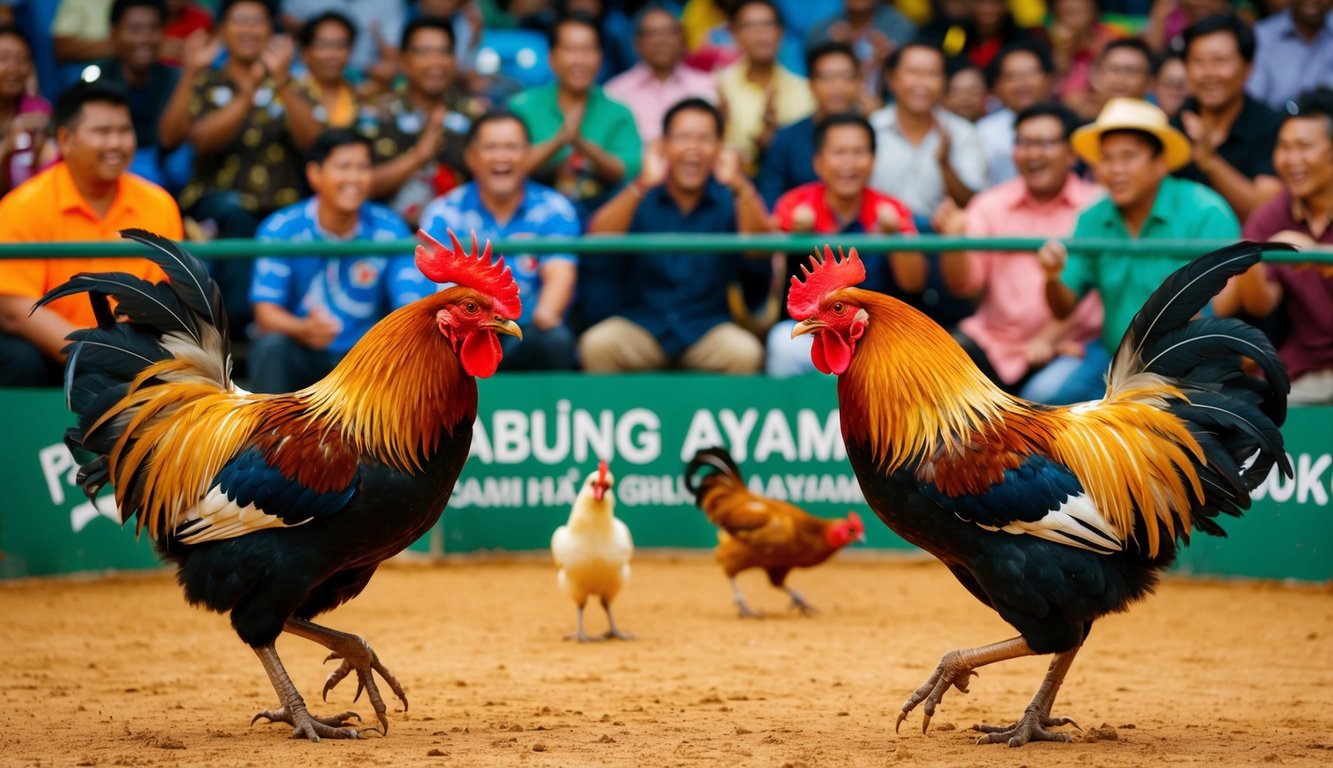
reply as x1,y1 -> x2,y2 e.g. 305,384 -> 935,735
420,109 -> 580,371
248,128 -> 420,393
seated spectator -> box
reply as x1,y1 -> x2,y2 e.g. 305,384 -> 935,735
1215,87 -> 1333,405
1151,50 -> 1188,118
248,128 -> 416,393
558,0 -> 639,82
604,6 -> 715,144
977,40 -> 1054,185
0,80 -> 182,387
509,13 -> 640,219
419,110 -> 580,371
869,42 -> 987,218
581,97 -> 768,373
159,0 -> 214,66
1143,0 -> 1235,54
364,16 -> 473,228
1039,97 -> 1239,403
278,0 -> 404,89
1172,13 -> 1283,221
805,0 -> 917,94
158,0 -> 306,341
1048,0 -> 1120,111
715,0 -> 814,172
1069,38 -> 1153,120
756,41 -> 860,206
949,0 -> 1042,70
943,59 -> 989,123
0,25 -> 54,196
767,113 -> 923,377
290,11 -> 360,132
83,0 -> 178,185
413,0 -> 482,73
936,102 -> 1104,404
684,0 -> 807,75
53,0 -> 116,78
1247,0 -> 1333,112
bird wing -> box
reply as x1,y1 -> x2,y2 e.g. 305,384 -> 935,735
918,441 -> 1125,554
551,524 -> 573,567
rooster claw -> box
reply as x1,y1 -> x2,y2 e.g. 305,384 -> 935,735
897,652 -> 980,735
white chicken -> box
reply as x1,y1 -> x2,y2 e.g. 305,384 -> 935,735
551,461 -> 634,642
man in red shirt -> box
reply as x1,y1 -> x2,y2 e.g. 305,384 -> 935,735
767,112 -> 923,377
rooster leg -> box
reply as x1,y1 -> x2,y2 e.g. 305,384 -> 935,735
283,618 -> 409,736
972,645 -> 1083,747
782,586 -> 818,615
730,578 -> 758,618
565,604 -> 601,643
896,636 -> 1034,735
251,644 -> 363,741
600,597 -> 634,641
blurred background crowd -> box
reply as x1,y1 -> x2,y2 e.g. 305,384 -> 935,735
0,0 -> 1329,404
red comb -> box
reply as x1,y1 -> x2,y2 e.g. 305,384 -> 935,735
597,460 -> 608,482
415,228 -> 522,319
786,245 -> 866,320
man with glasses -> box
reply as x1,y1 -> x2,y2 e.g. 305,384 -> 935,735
604,6 -> 715,143
1069,38 -> 1153,120
580,98 -> 768,373
977,41 -> 1054,185
363,16 -> 472,227
935,102 -> 1103,404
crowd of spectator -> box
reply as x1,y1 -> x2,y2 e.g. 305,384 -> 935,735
0,0 -> 1328,404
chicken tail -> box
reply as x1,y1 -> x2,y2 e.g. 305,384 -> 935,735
1105,241 -> 1294,536
37,230 -> 232,502
684,446 -> 744,504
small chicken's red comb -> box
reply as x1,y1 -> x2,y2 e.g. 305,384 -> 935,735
786,245 -> 866,320
415,228 -> 522,319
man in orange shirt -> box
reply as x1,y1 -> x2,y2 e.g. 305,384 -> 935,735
0,79 -> 183,387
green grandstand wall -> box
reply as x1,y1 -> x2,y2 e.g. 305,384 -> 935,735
1,376 -> 1329,581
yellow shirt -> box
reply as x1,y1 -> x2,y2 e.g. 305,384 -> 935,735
0,163 -> 183,328
716,61 -> 814,171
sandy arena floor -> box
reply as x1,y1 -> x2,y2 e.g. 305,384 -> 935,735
1,553 -> 1330,768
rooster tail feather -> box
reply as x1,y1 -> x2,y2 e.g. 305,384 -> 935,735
40,229 -> 233,510
684,446 -> 744,503
1104,242 -> 1294,538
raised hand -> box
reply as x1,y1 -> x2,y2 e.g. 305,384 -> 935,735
413,105 -> 446,164
1037,239 -> 1069,279
261,34 -> 295,83
181,30 -> 222,73
638,138 -> 668,188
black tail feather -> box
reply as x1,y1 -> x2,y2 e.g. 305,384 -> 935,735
684,447 -> 743,503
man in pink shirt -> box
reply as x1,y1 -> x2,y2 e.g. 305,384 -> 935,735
935,102 -> 1105,404
604,7 -> 715,143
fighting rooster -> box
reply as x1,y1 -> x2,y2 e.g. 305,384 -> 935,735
551,461 -> 635,642
685,447 -> 865,617
42,229 -> 521,741
786,243 -> 1291,746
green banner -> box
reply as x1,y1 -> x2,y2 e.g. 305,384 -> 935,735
1,377 -> 1329,581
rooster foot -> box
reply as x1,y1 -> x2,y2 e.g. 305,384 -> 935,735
785,588 -> 818,616
321,635 -> 408,735
972,709 -> 1080,747
251,706 -> 364,740
895,650 -> 980,734
602,628 -> 635,641
564,630 -> 603,643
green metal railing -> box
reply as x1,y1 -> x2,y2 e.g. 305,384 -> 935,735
0,235 -> 1328,263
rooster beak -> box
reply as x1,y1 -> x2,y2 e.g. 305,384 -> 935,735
488,318 -> 523,339
855,532 -> 867,544
791,319 -> 826,338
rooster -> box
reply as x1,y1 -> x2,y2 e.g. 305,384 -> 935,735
685,447 -> 866,617
41,228 -> 522,742
551,461 -> 634,642
786,242 -> 1291,746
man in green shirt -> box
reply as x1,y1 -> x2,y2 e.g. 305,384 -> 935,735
507,12 -> 641,219
1038,97 -> 1241,402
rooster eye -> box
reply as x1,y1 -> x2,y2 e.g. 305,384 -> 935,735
462,301 -> 478,314
833,302 -> 846,315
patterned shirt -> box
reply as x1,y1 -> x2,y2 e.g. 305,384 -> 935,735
251,198 -> 417,355
360,88 -> 473,227
179,67 -> 305,215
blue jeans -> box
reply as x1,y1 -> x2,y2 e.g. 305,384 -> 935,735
501,323 -> 576,371
1020,342 -> 1113,405
247,334 -> 338,394
0,331 -> 61,387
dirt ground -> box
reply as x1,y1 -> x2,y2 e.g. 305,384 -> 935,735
1,553 -> 1330,768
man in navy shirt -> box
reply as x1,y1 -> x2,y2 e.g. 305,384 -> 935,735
248,128 -> 418,393
581,98 -> 770,373
756,41 -> 863,207
420,110 -> 580,371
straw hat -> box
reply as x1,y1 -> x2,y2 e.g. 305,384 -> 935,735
1071,98 -> 1192,171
